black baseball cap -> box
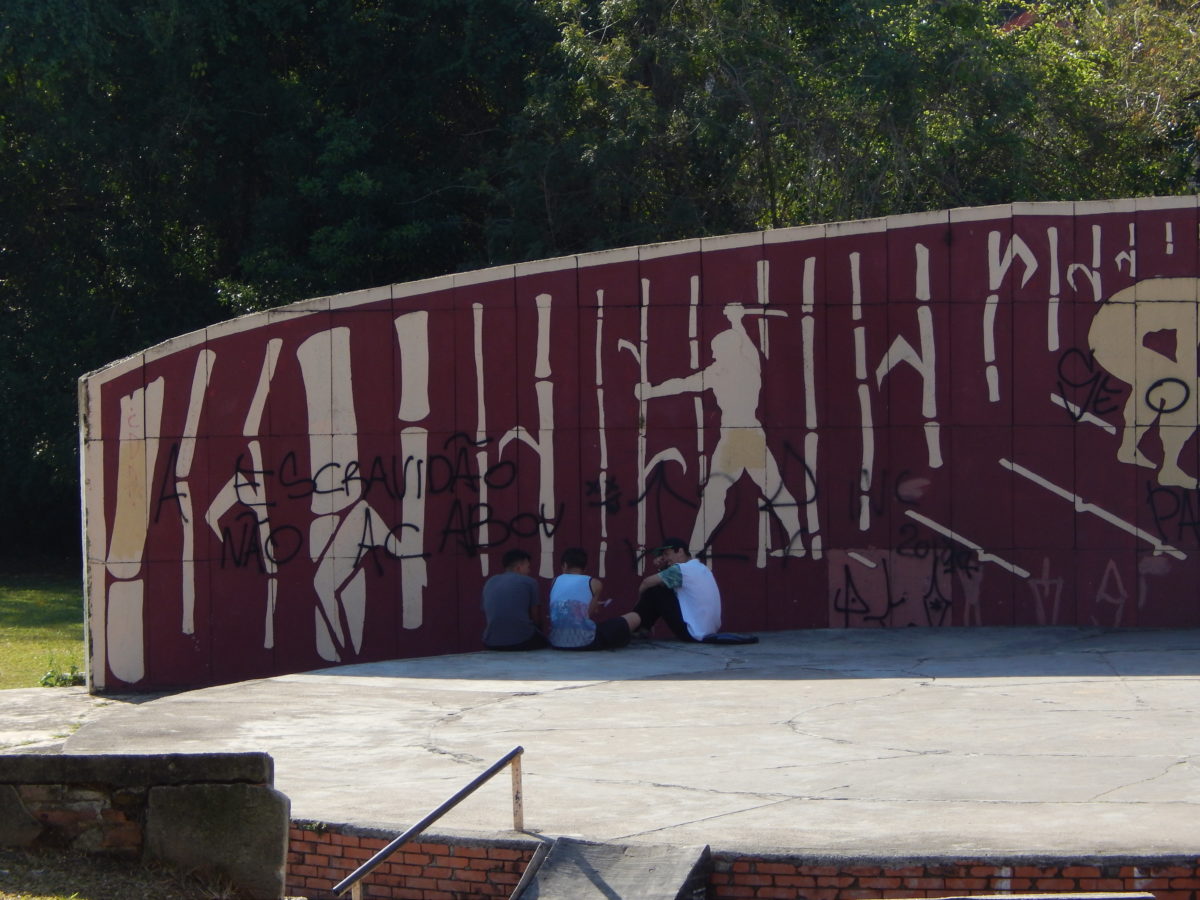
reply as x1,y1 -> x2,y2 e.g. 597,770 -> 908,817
652,538 -> 688,555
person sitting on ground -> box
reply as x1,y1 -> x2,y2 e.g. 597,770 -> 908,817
482,548 -> 548,651
631,538 -> 721,641
548,547 -> 639,650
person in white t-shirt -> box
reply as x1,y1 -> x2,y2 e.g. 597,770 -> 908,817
631,538 -> 722,641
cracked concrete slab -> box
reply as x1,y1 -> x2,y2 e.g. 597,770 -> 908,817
6,626 -> 1200,857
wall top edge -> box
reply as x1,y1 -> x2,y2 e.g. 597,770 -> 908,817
393,273 -> 455,300
143,327 -> 209,365
700,231 -> 764,252
577,245 -> 640,268
825,216 -> 887,237
327,284 -> 392,311
1134,194 -> 1198,211
640,237 -> 702,259
452,264 -> 516,288
764,223 -> 825,244
80,349 -> 144,389
949,203 -> 1013,223
1073,197 -> 1137,215
1012,200 -> 1075,216
513,254 -> 579,277
886,209 -> 949,230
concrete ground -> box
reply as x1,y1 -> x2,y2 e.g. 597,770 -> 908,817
3,627 -> 1199,858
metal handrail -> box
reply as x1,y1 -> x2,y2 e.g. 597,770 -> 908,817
333,746 -> 525,899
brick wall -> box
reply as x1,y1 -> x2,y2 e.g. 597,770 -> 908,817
12,783 -> 144,853
289,821 -> 1200,900
287,823 -> 535,898
710,858 -> 1200,900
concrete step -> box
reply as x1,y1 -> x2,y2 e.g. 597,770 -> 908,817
512,837 -> 709,900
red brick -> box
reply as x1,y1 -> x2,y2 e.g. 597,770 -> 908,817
434,854 -> 469,869
859,877 -> 902,889
715,887 -> 755,899
890,866 -> 931,877
774,875 -> 817,888
817,876 -> 855,887
1169,878 -> 1200,888
399,852 -> 431,865
415,842 -> 451,855
1152,867 -> 1198,878
330,831 -> 360,847
794,889 -> 840,900
946,877 -> 989,889
755,862 -> 799,875
903,877 -> 947,889
455,845 -> 488,859
732,861 -> 754,873
924,865 -> 967,877
342,845 -> 372,863
303,852 -> 330,867
290,864 -> 318,878
755,889 -> 798,899
1016,866 -> 1054,877
731,873 -> 772,886
799,866 -> 842,877
1034,878 -> 1077,890
844,866 -> 884,877
488,847 -> 526,861
1062,866 -> 1102,878
454,868 -> 489,883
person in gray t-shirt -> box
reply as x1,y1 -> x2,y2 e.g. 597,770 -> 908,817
482,549 -> 548,651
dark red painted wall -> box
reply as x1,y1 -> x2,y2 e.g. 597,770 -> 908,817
81,199 -> 1200,690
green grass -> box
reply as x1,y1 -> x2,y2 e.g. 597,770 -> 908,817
0,560 -> 85,690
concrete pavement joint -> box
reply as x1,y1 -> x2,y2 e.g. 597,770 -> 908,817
1088,759 -> 1189,801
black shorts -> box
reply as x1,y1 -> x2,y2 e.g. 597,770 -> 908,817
555,616 -> 632,651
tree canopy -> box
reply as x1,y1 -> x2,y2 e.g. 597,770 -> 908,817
2,0 -> 1197,554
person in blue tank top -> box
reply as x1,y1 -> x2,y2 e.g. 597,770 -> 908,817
548,547 -> 636,650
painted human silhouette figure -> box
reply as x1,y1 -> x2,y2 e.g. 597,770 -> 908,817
1089,277 -> 1200,489
640,302 -> 805,557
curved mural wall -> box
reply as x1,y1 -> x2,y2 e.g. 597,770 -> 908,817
81,197 -> 1200,691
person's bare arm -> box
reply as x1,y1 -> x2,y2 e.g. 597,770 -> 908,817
639,573 -> 664,594
587,577 -> 604,617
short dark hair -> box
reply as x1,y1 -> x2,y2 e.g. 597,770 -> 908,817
502,549 -> 531,569
652,537 -> 688,555
561,547 -> 588,569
